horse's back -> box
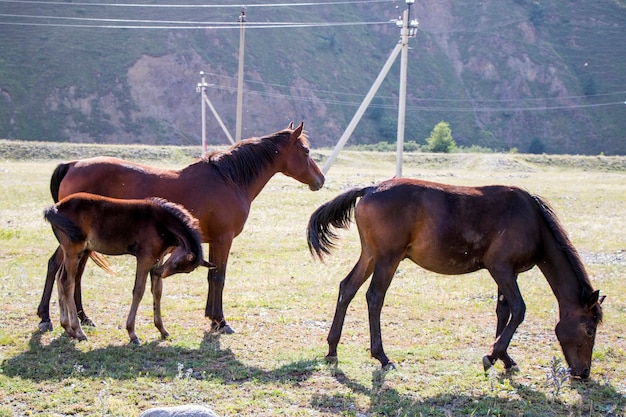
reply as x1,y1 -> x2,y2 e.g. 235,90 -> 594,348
54,156 -> 247,242
58,157 -> 180,201
355,178 -> 542,274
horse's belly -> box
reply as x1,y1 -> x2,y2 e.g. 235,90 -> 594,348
406,246 -> 484,275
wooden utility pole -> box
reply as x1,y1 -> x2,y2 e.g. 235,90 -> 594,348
235,8 -> 246,142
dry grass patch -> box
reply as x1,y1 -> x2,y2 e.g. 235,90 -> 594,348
0,147 -> 624,416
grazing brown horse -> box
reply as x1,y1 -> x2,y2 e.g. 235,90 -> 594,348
38,122 -> 325,334
44,192 -> 213,343
307,178 -> 604,379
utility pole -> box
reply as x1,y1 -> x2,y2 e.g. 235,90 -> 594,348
322,0 -> 418,176
396,0 -> 417,177
235,7 -> 246,142
197,71 -> 235,156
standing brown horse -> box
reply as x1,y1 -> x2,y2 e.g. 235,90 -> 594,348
38,122 -> 324,334
44,192 -> 213,343
307,178 -> 604,379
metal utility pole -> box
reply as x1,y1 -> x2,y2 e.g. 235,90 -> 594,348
322,0 -> 418,176
197,71 -> 235,157
235,7 -> 246,142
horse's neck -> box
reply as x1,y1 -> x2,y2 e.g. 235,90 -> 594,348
536,232 -> 587,313
246,165 -> 279,201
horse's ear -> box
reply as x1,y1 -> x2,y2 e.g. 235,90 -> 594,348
586,290 -> 601,309
288,121 -> 294,130
202,259 -> 217,269
291,122 -> 304,141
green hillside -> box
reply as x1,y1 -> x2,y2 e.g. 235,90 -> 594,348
0,0 -> 624,154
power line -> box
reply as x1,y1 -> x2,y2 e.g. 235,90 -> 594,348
0,0 -> 390,7
201,71 -> 626,108
201,71 -> 626,113
0,20 -> 389,29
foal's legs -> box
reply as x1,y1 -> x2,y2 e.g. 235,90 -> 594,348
326,253 -> 374,363
74,252 -> 95,327
494,288 -> 519,371
38,246 -> 94,331
58,254 -> 88,341
483,268 -> 525,371
126,259 -> 154,345
150,268 -> 170,339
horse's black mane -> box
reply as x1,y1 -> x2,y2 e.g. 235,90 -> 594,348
532,195 -> 603,321
199,129 -> 306,187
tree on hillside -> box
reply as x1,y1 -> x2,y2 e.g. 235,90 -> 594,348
426,121 -> 457,153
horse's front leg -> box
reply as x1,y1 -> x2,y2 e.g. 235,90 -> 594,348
38,246 -> 63,332
206,237 -> 235,334
126,260 -> 152,345
483,269 -> 525,371
366,257 -> 402,370
150,268 -> 169,340
326,254 -> 374,363
494,288 -> 519,371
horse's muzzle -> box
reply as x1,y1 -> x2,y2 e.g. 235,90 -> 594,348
309,176 -> 325,191
571,367 -> 590,380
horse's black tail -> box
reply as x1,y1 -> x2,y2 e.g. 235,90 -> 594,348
50,162 -> 72,203
307,187 -> 371,261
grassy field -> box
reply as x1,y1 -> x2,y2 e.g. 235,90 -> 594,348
0,141 -> 625,416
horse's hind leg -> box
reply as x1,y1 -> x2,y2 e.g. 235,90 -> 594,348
38,246 -> 63,332
74,251 -> 96,327
150,268 -> 169,340
326,254 -> 374,363
494,288 -> 519,371
366,256 -> 403,370
57,257 -> 87,341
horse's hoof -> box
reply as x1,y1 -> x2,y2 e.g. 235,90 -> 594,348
38,321 -> 54,332
130,337 -> 141,346
325,355 -> 338,365
160,332 -> 170,340
77,334 -> 88,342
482,355 -> 495,372
220,324 -> 235,334
505,365 -> 520,374
81,318 -> 97,327
211,321 -> 235,334
383,362 -> 397,372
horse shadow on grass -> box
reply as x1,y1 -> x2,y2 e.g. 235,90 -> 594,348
1,330 -> 319,387
311,364 -> 626,416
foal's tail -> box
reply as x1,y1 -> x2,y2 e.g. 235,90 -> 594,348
307,187 -> 371,260
44,206 -> 84,243
43,206 -> 115,275
48,162 -> 114,275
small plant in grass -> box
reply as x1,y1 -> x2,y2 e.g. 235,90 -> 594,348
546,356 -> 570,399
